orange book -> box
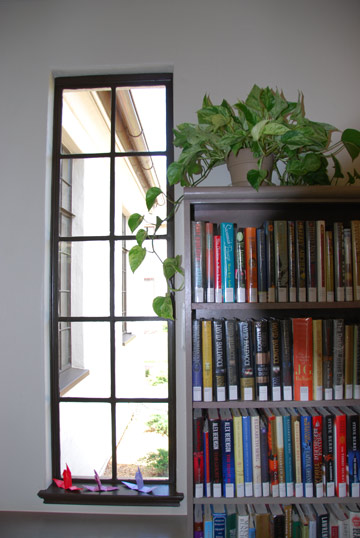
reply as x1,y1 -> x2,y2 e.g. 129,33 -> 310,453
292,317 -> 313,401
244,227 -> 258,303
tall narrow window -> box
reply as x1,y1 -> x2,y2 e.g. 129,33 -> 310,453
44,73 -> 181,504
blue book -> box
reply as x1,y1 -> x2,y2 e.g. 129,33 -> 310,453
298,408 -> 314,497
241,409 -> 253,496
212,504 -> 226,538
220,222 -> 235,302
279,408 -> 294,497
344,405 -> 360,496
192,319 -> 202,402
203,503 -> 213,538
219,408 -> 235,497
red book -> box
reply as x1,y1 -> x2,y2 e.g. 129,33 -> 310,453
292,317 -> 313,401
193,408 -> 204,498
205,222 -> 214,302
244,227 -> 258,303
331,407 -> 347,497
309,408 -> 323,497
262,408 -> 279,497
214,232 -> 222,303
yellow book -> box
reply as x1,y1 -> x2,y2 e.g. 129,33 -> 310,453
201,319 -> 213,401
312,319 -> 323,400
231,408 -> 244,497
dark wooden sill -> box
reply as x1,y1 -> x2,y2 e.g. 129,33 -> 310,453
38,483 -> 184,507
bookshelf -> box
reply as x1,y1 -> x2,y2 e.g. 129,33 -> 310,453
183,185 -> 360,536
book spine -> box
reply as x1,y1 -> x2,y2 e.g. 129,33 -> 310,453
274,220 -> 288,302
316,220 -> 327,302
201,320 -> 213,402
235,227 -> 246,303
282,414 -> 294,497
354,324 -> 360,399
313,319 -> 323,401
213,510 -> 226,538
220,414 -> 235,498
209,414 -> 222,498
193,504 -> 204,538
245,227 -> 258,303
334,222 -> 345,302
253,319 -> 270,401
325,229 -> 335,302
300,412 -> 314,497
191,221 -> 206,302
237,320 -> 255,401
312,413 -> 324,497
192,319 -> 203,402
212,319 -> 226,402
334,411 -> 347,497
220,222 -> 235,303
224,320 -> 238,400
305,220 -> 317,302
295,220 -> 307,302
251,411 -> 262,497
232,412 -> 244,497
275,414 -> 286,497
347,412 -> 360,497
292,317 -> 313,402
256,226 -> 267,303
351,220 -> 360,300
267,413 -> 279,497
214,232 -> 222,303
291,413 -> 303,497
345,324 -> 354,399
193,410 -> 204,498
203,418 -> 211,497
344,227 -> 353,301
205,222 -> 214,302
260,416 -> 270,496
316,511 -> 330,538
242,415 -> 253,496
269,318 -> 281,401
280,319 -> 293,400
323,319 -> 334,401
264,220 -> 276,302
288,220 -> 297,302
284,502 -> 292,538
333,319 -> 345,400
237,513 -> 250,538
322,412 -> 335,497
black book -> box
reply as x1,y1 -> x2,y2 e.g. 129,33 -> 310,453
288,220 -> 296,302
264,220 -> 276,302
295,220 -> 306,302
314,504 -> 329,538
212,319 -> 226,402
224,319 -> 239,401
252,318 -> 270,401
316,407 -> 335,497
259,415 -> 270,497
280,318 -> 292,401
305,220 -> 316,302
207,407 -> 222,498
237,319 -> 255,401
268,317 -> 281,401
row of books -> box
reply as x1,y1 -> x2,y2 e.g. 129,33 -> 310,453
192,317 -> 360,403
193,406 -> 360,500
191,219 -> 360,304
194,502 -> 360,538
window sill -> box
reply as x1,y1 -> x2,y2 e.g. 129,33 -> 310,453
38,483 -> 184,507
59,367 -> 89,396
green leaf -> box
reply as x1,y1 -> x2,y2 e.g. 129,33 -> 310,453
245,84 -> 262,112
153,296 -> 174,320
342,128 -> 360,160
302,153 -> 322,172
167,161 -> 186,186
262,122 -> 290,136
260,87 -> 275,112
247,168 -> 267,190
155,216 -> 164,232
128,245 -> 146,272
251,119 -> 269,141
136,229 -> 147,246
330,155 -> 344,179
163,256 -> 184,280
146,187 -> 162,210
128,213 -> 143,233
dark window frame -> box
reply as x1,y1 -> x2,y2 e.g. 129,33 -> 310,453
38,73 -> 183,506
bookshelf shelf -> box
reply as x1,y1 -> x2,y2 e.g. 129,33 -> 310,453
184,186 -> 360,537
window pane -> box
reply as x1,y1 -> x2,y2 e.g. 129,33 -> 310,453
103,403 -> 168,480
61,88 -> 111,154
60,402 -> 111,478
59,322 -> 110,398
115,321 -> 168,398
115,156 -> 168,236
58,241 -> 109,317
115,239 -> 167,316
115,86 -> 166,152
59,158 -> 110,237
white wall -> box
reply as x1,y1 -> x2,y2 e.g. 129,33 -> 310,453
0,0 -> 359,517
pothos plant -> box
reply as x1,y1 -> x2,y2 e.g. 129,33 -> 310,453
128,84 -> 360,319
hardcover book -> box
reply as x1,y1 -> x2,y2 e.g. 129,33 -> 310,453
316,220 -> 327,302
295,220 -> 306,302
219,408 -> 235,498
254,504 -> 271,538
237,319 -> 255,401
333,318 -> 345,400
225,504 -> 237,538
235,227 -> 246,303
244,227 -> 258,303
279,407 -> 295,497
288,220 -> 297,302
237,504 -> 249,538
345,324 -> 354,399
262,408 -> 279,497
193,504 -> 204,538
316,407 -> 335,497
314,504 -> 330,538
201,319 -> 213,402
212,319 -> 226,402
249,408 -> 262,497
203,503 -> 213,538
292,317 -> 313,401
274,220 -> 288,302
256,226 -> 267,303
192,319 -> 203,402
252,318 -> 270,401
241,408 -> 253,497
212,504 -> 226,538
298,407 -> 314,498
203,418 -> 211,497
214,230 -> 222,303
308,407 -> 324,497
193,408 -> 204,498
288,407 -> 303,498
231,408 -> 244,497
269,504 -> 285,538
268,317 -> 281,401
272,408 -> 286,497
264,220 -> 276,302
280,318 -> 293,401
208,407 -> 222,498
224,319 -> 239,400
333,222 -> 345,302
344,227 -> 353,301
322,318 -> 334,401
305,220 -> 317,302
351,220 -> 360,300
220,222 -> 235,303
330,407 -> 347,498
342,405 -> 360,497
325,228 -> 335,302
312,319 -> 323,401
205,222 -> 215,302
259,414 -> 270,497
353,324 -> 360,399
191,221 -> 206,302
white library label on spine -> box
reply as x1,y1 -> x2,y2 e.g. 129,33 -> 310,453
236,288 -> 246,303
286,482 -> 294,497
244,387 -> 253,400
278,288 -> 287,302
300,386 -> 309,401
315,386 -> 323,400
346,384 -> 353,399
228,385 -> 238,400
248,288 -> 257,303
259,386 -> 268,401
345,287 -> 353,301
195,484 -> 203,498
225,484 -> 234,497
206,288 -> 214,302
352,483 -> 360,497
203,387 -> 212,402
253,483 -> 262,498
272,387 -> 281,401
194,288 -> 204,303
245,482 -> 253,497
334,385 -> 343,400
308,288 -> 317,302
338,483 -> 346,497
271,484 -> 279,497
262,483 -> 270,497
224,288 -> 234,302
324,388 -> 333,400
295,483 -> 303,497
318,288 -> 326,302
205,482 -> 211,497
298,288 -> 306,302
289,288 -> 296,302
213,484 -> 222,497
283,386 -> 292,400
316,483 -> 323,497
268,289 -> 275,302
279,483 -> 286,498
193,387 -> 202,402
326,482 -> 335,496
236,483 -> 244,497
217,387 -> 226,401
354,385 -> 360,399
327,291 -> 335,302
215,290 -> 222,303
336,287 -> 345,301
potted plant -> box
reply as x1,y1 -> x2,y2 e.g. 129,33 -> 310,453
128,85 -> 360,319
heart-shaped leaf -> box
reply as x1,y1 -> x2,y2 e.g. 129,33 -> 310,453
146,187 -> 162,210
129,245 -> 146,272
128,213 -> 143,233
153,296 -> 174,320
